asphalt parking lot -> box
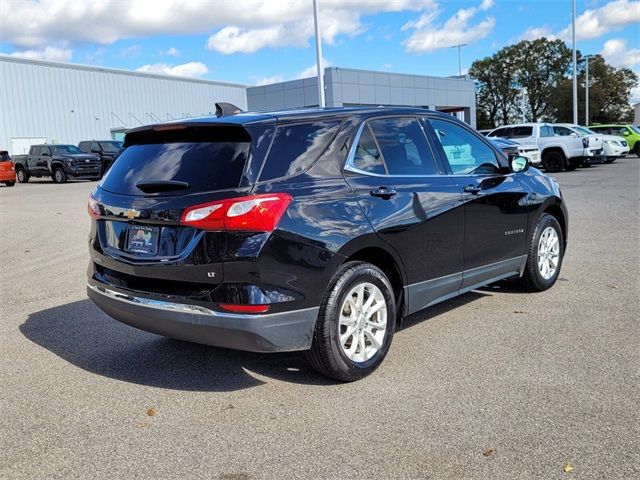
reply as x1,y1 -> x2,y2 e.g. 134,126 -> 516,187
1,159 -> 638,480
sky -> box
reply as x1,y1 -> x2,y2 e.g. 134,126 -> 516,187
0,0 -> 638,101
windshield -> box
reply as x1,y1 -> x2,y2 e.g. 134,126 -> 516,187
53,145 -> 84,155
629,125 -> 640,134
574,126 -> 594,135
101,141 -> 123,153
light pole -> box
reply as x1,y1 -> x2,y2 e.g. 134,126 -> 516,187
572,0 -> 578,124
313,0 -> 325,108
584,54 -> 595,126
452,44 -> 467,76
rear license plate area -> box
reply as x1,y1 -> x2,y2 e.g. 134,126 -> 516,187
125,225 -> 159,255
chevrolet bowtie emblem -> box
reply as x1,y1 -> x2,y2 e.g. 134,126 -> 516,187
124,209 -> 139,219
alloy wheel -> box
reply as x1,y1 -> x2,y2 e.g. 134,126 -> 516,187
338,282 -> 387,363
537,226 -> 560,280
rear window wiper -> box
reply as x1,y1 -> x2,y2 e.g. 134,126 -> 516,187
135,180 -> 190,192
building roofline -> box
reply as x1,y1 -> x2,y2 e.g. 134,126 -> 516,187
0,54 -> 247,88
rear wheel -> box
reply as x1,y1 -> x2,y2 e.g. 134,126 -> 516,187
542,151 -> 565,172
519,213 -> 564,292
53,167 -> 67,184
4,181 -> 15,187
307,261 -> 396,382
635,144 -> 640,158
16,168 -> 29,183
604,157 -> 616,164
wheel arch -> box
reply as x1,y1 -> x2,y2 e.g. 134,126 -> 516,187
541,146 -> 567,161
338,243 -> 407,321
542,201 -> 567,248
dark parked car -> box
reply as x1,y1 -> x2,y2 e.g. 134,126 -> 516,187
13,144 -> 101,183
78,140 -> 123,177
87,107 -> 568,381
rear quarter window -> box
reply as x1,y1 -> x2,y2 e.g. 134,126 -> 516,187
259,120 -> 342,181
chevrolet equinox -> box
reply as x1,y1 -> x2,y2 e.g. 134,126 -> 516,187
87,107 -> 568,381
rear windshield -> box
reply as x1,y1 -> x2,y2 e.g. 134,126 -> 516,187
100,126 -> 250,195
0,152 -> 10,161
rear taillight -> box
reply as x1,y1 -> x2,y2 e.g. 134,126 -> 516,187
88,194 -> 101,219
180,193 -> 292,232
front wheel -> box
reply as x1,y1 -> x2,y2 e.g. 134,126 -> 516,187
53,167 -> 67,183
16,168 -> 29,183
307,261 -> 396,382
542,151 -> 565,172
519,214 -> 564,292
4,181 -> 15,187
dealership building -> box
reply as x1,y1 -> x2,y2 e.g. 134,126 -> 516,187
0,55 -> 476,154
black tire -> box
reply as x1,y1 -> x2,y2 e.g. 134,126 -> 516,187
604,157 -> 616,164
307,261 -> 396,382
635,144 -> 640,158
518,213 -> 564,292
542,151 -> 565,172
16,168 -> 29,183
4,181 -> 15,187
53,167 -> 67,184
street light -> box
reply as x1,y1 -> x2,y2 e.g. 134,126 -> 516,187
583,54 -> 595,126
313,0 -> 325,108
572,0 -> 578,124
451,44 -> 467,76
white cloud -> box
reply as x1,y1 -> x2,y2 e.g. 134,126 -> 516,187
164,47 -> 179,56
402,0 -> 495,53
0,0 -> 433,53
522,1 -> 640,42
252,75 -> 284,86
296,57 -> 332,79
519,27 -> 557,41
119,44 -> 141,57
600,39 -> 640,68
136,61 -> 208,78
5,46 -> 72,62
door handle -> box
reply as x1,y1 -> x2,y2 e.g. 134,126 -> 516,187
463,185 -> 482,194
370,187 -> 397,199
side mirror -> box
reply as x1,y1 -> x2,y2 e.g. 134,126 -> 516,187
510,155 -> 530,173
622,130 -> 630,136
91,149 -> 100,153
42,151 -> 50,157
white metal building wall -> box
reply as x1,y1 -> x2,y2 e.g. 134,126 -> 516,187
0,56 -> 247,153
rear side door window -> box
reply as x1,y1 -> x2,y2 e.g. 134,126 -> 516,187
510,126 -> 533,139
429,118 -> 501,175
368,117 -> 438,175
259,120 -> 342,181
553,126 -> 574,136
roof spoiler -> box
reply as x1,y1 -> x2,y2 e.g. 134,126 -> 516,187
215,102 -> 244,118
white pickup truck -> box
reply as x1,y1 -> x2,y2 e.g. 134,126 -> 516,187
487,122 -> 604,172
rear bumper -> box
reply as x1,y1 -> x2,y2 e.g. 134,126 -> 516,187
87,283 -> 318,353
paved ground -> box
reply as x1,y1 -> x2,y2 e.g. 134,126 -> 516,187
1,159 -> 638,480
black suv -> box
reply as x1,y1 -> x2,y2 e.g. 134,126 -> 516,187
78,140 -> 123,177
87,107 -> 568,381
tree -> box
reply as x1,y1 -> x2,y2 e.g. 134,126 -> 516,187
470,46 -> 520,129
513,38 -> 573,122
549,55 -> 637,123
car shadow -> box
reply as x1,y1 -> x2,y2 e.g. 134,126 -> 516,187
20,299 -> 336,392
21,291 -> 492,392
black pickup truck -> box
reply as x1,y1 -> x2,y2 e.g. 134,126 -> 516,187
78,140 -> 123,176
13,144 -> 101,183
